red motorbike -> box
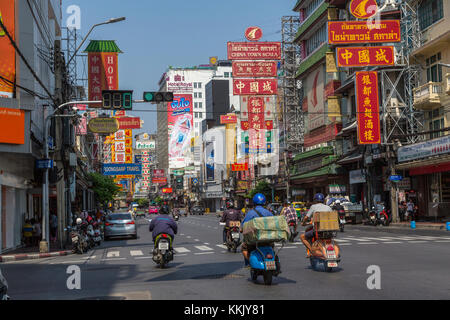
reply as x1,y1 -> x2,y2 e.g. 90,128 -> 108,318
225,221 -> 241,253
288,221 -> 298,242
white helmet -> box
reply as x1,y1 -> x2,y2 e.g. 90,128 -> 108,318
335,200 -> 341,204
76,218 -> 82,225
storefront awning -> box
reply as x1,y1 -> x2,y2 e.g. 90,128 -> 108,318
337,153 -> 362,165
291,164 -> 340,180
336,121 -> 357,138
396,154 -> 450,171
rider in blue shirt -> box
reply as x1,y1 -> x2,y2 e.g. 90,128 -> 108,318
241,193 -> 273,267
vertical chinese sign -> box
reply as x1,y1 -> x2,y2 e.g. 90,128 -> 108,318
355,71 -> 381,144
85,40 -> 122,107
0,0 -> 15,98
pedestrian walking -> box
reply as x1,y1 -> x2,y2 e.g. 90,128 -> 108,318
23,219 -> 34,247
31,219 -> 41,246
406,199 -> 415,222
50,212 -> 58,243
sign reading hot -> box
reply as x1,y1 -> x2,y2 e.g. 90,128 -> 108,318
245,26 -> 263,41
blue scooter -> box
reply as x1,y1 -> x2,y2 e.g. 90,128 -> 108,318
249,241 -> 283,285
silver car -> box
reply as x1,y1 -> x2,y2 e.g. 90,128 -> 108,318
104,212 -> 137,240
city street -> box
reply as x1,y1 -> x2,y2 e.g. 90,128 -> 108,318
2,213 -> 450,300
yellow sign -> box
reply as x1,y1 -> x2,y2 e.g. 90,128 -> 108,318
88,118 -> 119,134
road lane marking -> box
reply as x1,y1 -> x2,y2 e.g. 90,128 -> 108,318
135,257 -> 152,260
284,246 -> 296,249
103,258 -> 127,261
382,241 -> 403,244
338,243 -> 351,246
407,241 -> 428,243
358,242 -> 378,245
176,254 -> 188,257
186,236 -> 192,239
194,239 -> 200,242
342,238 -> 371,242
107,251 -> 120,258
51,260 -> 86,264
216,244 -> 227,249
195,245 -> 213,251
174,247 -> 190,253
130,250 -> 144,256
435,240 -> 450,243
194,252 -> 214,255
204,242 -> 210,245
334,239 -> 350,242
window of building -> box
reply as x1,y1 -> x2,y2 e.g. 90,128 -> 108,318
305,0 -> 324,18
194,83 -> 198,89
194,92 -> 198,98
429,107 -> 445,139
199,102 -> 202,109
419,0 -> 443,30
197,82 -> 202,89
305,23 -> 327,56
426,52 -> 442,82
194,102 -> 198,109
198,92 -> 202,99
198,112 -> 202,118
224,72 -> 230,78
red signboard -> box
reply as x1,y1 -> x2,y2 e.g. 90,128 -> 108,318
152,177 -> 167,185
162,188 -> 173,194
328,20 -> 401,44
88,52 -> 119,107
232,163 -> 249,171
117,117 -> 141,129
245,26 -> 263,41
220,114 -> 237,124
233,79 -> 277,95
232,61 -> 277,77
337,46 -> 394,67
241,121 -> 249,131
227,42 -> 281,60
356,71 -> 381,145
248,97 -> 265,130
153,169 -> 165,177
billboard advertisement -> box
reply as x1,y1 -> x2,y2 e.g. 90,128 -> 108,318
355,71 -> 381,144
88,51 -> 119,108
0,108 -> 24,144
205,141 -> 215,181
102,163 -> 142,176
168,94 -> 193,169
304,66 -> 325,131
0,0 -> 15,98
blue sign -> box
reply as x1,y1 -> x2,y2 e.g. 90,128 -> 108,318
389,175 -> 403,182
48,136 -> 54,149
102,163 -> 142,176
192,178 -> 199,185
134,155 -> 142,164
36,159 -> 53,169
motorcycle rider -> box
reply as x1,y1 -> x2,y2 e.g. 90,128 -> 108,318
241,193 -> 273,268
220,200 -> 242,245
149,206 -> 178,249
300,193 -> 332,257
159,201 -> 171,215
281,201 -> 298,237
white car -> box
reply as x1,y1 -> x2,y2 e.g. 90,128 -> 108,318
0,268 -> 9,300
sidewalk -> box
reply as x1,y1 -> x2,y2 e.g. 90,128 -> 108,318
0,243 -> 72,263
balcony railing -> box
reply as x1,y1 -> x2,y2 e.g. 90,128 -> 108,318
446,74 -> 450,95
413,82 -> 444,110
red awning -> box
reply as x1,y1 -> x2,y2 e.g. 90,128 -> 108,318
409,162 -> 450,176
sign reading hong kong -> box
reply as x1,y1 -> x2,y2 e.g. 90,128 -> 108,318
102,163 -> 142,176
227,42 -> 281,60
328,20 -> 401,44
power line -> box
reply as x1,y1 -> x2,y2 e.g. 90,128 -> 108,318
0,74 -> 49,100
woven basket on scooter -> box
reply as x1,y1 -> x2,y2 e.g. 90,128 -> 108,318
313,211 -> 339,232
243,216 -> 290,244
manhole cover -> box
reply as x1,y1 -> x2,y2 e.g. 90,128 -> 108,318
77,296 -> 126,300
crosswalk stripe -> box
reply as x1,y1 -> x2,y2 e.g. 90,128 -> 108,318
130,250 -> 144,256
216,244 -> 227,249
194,252 -> 214,255
334,239 -> 350,242
341,237 -> 371,242
358,242 -> 378,245
174,247 -> 191,253
382,241 -> 403,244
107,251 -> 120,258
195,245 -> 213,251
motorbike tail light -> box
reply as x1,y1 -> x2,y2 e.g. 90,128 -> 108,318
266,254 -> 273,259
327,246 -> 334,251
162,234 -> 168,238
126,221 -> 135,225
105,222 -> 113,226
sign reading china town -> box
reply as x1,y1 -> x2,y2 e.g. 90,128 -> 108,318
328,20 -> 401,44
233,79 -> 277,95
227,42 -> 281,60
350,0 -> 378,19
232,61 -> 277,77
355,71 -> 381,145
337,46 -> 394,67
245,26 -> 263,41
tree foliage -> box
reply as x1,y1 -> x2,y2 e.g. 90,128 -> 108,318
247,181 -> 272,202
88,172 -> 121,206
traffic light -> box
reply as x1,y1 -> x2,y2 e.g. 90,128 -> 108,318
102,90 -> 133,110
143,92 -> 174,103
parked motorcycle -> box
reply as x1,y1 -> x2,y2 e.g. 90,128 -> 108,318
288,221 -> 298,242
367,208 -> 378,226
306,226 -> 341,272
225,221 -> 241,253
249,241 -> 282,285
338,210 -> 346,232
67,226 -> 87,254
152,233 -> 174,268
0,268 -> 10,300
378,207 -> 391,226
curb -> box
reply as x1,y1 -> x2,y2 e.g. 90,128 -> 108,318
0,250 -> 72,263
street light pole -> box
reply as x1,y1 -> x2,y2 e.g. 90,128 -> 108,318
65,17 -> 126,68
40,100 -> 101,253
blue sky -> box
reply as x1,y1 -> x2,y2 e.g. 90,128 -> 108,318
63,0 -> 295,134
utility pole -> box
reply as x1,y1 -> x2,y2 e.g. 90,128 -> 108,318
387,145 -> 399,223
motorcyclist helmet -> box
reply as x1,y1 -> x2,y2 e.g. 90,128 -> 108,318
313,193 -> 325,202
76,218 -> 82,225
335,200 -> 341,204
226,201 -> 234,209
253,193 -> 266,206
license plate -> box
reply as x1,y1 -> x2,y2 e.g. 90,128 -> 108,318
327,253 -> 337,259
231,233 -> 239,239
71,236 -> 78,243
159,242 -> 169,250
265,261 -> 276,270
327,262 -> 338,268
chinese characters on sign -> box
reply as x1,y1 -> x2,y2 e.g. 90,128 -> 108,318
232,61 -> 277,77
328,20 -> 401,44
88,52 -> 119,107
233,79 -> 277,95
232,163 -> 249,171
337,46 -> 394,67
356,71 -> 381,144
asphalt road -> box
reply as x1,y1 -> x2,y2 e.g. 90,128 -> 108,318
2,213 -> 450,300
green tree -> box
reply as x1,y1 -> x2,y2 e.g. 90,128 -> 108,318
137,198 -> 149,208
247,181 -> 272,202
88,173 -> 121,207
